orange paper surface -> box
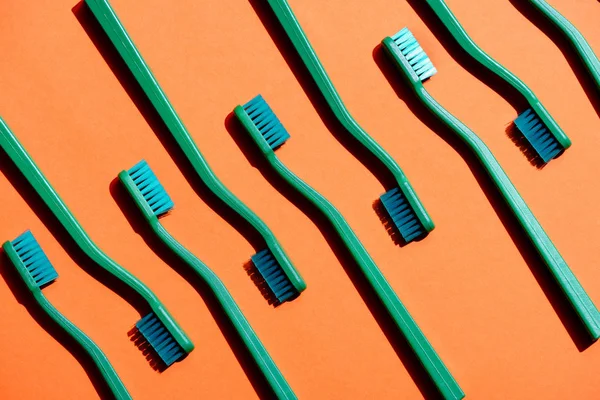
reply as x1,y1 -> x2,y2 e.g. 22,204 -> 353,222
1,0 -> 600,398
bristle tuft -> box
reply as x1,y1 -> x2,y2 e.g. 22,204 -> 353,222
128,160 -> 174,217
391,28 -> 437,81
242,95 -> 290,150
11,231 -> 58,287
380,188 -> 426,243
135,313 -> 185,367
251,249 -> 297,303
513,109 -> 562,163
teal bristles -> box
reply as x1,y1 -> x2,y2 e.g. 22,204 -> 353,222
8,231 -> 184,367
251,249 -> 298,303
11,231 -> 58,288
240,95 -> 430,245
380,188 -> 426,243
125,161 -> 189,364
514,108 -> 563,163
135,312 -> 185,367
128,160 -> 174,217
238,95 -> 301,302
391,28 -> 437,82
242,95 -> 291,150
390,27 -> 563,165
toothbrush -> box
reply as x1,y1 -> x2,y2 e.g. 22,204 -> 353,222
263,0 -> 435,244
381,27 -> 600,340
234,95 -> 464,400
0,118 -> 194,367
83,0 -> 305,304
3,230 -> 132,400
425,0 -> 571,164
525,0 -> 600,95
118,160 -> 296,400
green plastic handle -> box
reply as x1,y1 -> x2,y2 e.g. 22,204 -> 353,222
265,0 -> 434,232
83,0 -> 305,295
235,107 -> 464,400
424,0 -> 571,150
3,242 -> 132,400
119,172 -> 296,400
527,0 -> 600,93
383,37 -> 600,340
33,293 -> 132,400
0,118 -> 193,354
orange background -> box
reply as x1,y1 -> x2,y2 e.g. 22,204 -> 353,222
0,0 -> 599,398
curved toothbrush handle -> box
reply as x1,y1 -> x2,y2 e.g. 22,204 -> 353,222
32,291 -> 132,400
267,156 -> 463,400
0,119 -> 192,352
424,0 -> 568,145
527,0 -> 600,92
0,120 -> 156,302
425,0 -> 534,98
151,223 -> 297,400
265,0 -> 412,185
84,0 -> 303,293
416,86 -> 600,339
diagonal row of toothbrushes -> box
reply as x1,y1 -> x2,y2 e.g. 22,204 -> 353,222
2,0 -> 599,399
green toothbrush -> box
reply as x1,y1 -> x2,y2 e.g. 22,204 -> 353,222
3,230 -> 132,400
425,0 -> 571,164
525,0 -> 600,94
234,95 -> 464,400
263,0 -> 435,244
0,117 -> 194,368
83,0 -> 305,304
381,27 -> 600,341
118,160 -> 296,400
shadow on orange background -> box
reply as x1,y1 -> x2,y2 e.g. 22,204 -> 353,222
1,0 -> 600,399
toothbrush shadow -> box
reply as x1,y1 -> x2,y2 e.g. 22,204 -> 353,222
0,144 -> 166,371
373,43 -> 594,352
0,253 -> 118,399
373,198 -> 409,247
405,0 -> 559,168
72,2 -> 279,305
247,0 -> 416,245
508,0 -> 600,117
109,179 -> 281,400
225,114 -> 445,400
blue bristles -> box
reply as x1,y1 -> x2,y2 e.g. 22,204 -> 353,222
11,231 -> 58,288
128,160 -> 174,217
392,28 -> 437,82
136,312 -> 185,367
242,95 -> 290,150
251,249 -> 297,303
514,108 -> 562,163
380,188 -> 425,243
